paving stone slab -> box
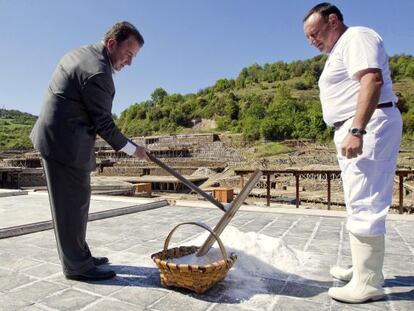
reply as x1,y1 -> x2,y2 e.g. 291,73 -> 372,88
272,297 -> 327,311
149,291 -> 213,311
39,288 -> 100,310
111,286 -> 168,308
85,298 -> 146,311
5,280 -> 67,306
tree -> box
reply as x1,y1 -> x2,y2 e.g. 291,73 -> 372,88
214,79 -> 235,92
402,109 -> 414,134
224,93 -> 239,120
242,116 -> 261,141
302,71 -> 317,88
150,88 -> 168,105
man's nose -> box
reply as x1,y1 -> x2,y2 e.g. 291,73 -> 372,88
308,37 -> 316,46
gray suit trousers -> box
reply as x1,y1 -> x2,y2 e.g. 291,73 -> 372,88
42,158 -> 94,275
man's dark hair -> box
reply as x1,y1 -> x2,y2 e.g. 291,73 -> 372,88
303,2 -> 344,23
103,21 -> 144,47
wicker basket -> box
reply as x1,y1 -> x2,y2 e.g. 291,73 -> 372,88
151,222 -> 237,294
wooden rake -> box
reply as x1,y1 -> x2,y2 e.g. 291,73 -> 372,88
196,169 -> 262,256
147,152 -> 227,212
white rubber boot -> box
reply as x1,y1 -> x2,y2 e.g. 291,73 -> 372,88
330,265 -> 353,282
328,233 -> 385,303
330,265 -> 384,284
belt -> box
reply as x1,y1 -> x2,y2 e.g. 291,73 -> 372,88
333,102 -> 394,129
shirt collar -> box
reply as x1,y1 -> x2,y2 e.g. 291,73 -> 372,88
102,41 -> 115,75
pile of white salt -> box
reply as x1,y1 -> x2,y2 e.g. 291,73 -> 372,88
149,226 -> 324,300
170,226 -> 310,277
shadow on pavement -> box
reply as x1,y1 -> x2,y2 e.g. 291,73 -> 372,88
383,276 -> 414,302
77,265 -> 414,303
384,275 -> 414,287
99,248 -> 335,304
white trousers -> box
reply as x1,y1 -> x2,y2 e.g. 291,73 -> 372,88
334,107 -> 402,236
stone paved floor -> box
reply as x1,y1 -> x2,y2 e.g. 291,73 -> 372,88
0,192 -> 154,228
0,202 -> 413,310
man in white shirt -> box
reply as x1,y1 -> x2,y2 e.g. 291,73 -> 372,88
303,2 -> 402,303
31,22 -> 149,281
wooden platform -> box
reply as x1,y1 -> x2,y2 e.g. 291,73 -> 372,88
124,175 -> 208,192
235,168 -> 414,214
125,175 -> 207,183
1,167 -> 43,188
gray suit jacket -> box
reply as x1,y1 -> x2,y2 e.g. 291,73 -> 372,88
31,43 -> 128,171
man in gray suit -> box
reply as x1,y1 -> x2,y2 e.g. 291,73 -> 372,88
30,21 -> 149,281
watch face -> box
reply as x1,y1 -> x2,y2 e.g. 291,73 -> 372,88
350,128 -> 366,136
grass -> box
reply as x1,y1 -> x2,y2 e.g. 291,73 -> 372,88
241,141 -> 293,160
0,118 -> 34,150
401,135 -> 414,150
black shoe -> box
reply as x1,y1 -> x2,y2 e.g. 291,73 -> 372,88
65,267 -> 116,281
93,256 -> 109,266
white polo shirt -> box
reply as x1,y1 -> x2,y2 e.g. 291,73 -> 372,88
318,26 -> 397,126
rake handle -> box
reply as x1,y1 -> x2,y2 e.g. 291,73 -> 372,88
146,152 -> 226,212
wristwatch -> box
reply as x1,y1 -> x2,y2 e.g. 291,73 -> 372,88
348,128 -> 367,137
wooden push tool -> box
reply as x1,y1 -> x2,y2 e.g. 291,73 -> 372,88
196,170 -> 262,256
146,152 -> 227,212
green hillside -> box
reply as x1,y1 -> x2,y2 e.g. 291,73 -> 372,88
1,54 -> 413,151
117,54 -> 414,143
0,109 -> 36,150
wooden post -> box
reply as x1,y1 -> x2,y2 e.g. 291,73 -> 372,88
16,172 -> 21,189
327,172 -> 331,210
399,173 -> 404,214
295,173 -> 300,208
240,174 -> 244,188
267,173 -> 270,207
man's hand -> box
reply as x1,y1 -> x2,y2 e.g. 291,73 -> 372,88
341,134 -> 363,159
134,145 -> 150,161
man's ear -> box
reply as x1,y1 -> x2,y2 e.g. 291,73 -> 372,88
328,13 -> 339,28
106,38 -> 116,52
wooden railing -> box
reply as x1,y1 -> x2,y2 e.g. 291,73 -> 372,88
234,169 -> 414,214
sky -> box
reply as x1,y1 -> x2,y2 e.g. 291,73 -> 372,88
1,0 -> 413,116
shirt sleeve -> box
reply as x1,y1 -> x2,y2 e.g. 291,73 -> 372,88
342,29 -> 382,80
120,140 -> 137,156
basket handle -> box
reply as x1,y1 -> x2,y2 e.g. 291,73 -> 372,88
163,222 -> 228,262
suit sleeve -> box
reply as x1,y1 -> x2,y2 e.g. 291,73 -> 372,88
81,72 -> 128,151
